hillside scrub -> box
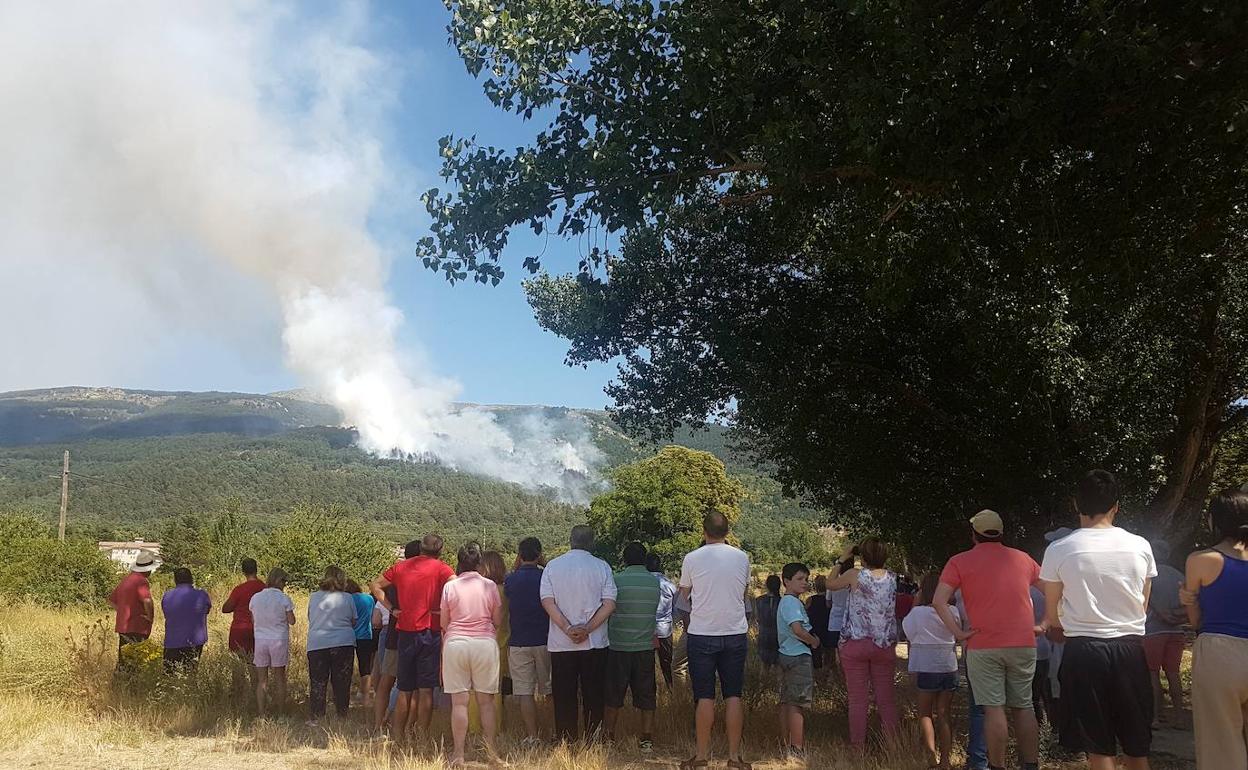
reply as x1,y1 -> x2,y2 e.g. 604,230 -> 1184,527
0,515 -> 116,607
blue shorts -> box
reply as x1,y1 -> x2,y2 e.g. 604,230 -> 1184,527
687,633 -> 748,701
916,671 -> 960,692
396,629 -> 441,692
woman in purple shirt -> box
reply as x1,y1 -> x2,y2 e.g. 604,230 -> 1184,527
162,567 -> 212,674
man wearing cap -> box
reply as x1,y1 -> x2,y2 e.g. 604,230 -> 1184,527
109,550 -> 157,670
934,510 -> 1042,770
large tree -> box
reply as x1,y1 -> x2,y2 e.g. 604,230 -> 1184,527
587,445 -> 745,567
420,1 -> 1248,554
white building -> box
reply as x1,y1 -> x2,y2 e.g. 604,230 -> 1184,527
97,540 -> 161,570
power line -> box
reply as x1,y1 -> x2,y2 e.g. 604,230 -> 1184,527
66,470 -> 152,496
67,470 -> 206,509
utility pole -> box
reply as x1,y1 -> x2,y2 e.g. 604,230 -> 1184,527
58,450 -> 69,542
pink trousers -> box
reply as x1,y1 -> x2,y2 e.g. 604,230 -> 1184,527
839,638 -> 900,748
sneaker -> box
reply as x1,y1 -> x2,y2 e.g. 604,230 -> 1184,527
638,737 -> 654,754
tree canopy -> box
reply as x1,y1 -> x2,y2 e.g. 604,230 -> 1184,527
587,445 -> 744,566
422,1 -> 1248,555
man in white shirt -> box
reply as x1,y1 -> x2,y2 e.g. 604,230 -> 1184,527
1040,470 -> 1156,770
678,511 -> 750,769
540,524 -> 617,741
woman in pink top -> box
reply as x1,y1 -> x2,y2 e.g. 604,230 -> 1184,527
441,542 -> 503,766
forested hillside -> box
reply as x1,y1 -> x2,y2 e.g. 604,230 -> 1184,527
0,388 -> 824,563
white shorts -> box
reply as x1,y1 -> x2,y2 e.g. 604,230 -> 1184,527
253,638 -> 290,668
507,645 -> 551,696
442,637 -> 500,694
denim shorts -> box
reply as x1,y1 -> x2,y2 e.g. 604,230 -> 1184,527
687,632 -> 748,701
916,671 -> 960,692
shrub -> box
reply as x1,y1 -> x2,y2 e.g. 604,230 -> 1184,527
261,506 -> 394,590
0,513 -> 118,607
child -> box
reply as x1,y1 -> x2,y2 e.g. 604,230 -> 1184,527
903,573 -> 960,770
754,574 -> 782,670
777,562 -> 822,761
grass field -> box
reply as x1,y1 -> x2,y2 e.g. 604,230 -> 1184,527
0,595 -> 1196,769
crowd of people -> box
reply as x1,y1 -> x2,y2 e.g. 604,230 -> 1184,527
105,469 -> 1248,769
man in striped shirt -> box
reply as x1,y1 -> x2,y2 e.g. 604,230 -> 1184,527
603,541 -> 662,752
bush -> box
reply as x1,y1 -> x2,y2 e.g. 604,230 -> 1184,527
157,500 -> 260,584
0,513 -> 118,607
261,506 -> 395,589
587,446 -> 745,567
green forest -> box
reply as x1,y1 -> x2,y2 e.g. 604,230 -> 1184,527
0,388 -> 828,580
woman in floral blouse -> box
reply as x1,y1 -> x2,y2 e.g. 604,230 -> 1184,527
826,538 -> 899,749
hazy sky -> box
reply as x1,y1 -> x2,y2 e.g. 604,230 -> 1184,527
0,2 -> 614,409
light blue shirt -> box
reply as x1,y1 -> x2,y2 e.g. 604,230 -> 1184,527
352,592 -> 376,640
652,572 -> 678,638
777,594 -> 813,657
307,590 -> 357,651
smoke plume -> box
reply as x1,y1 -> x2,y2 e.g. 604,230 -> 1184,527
0,1 -> 601,500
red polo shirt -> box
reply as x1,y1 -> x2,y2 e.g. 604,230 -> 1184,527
110,572 -> 153,635
939,542 -> 1040,649
382,555 -> 454,633
226,578 -> 266,630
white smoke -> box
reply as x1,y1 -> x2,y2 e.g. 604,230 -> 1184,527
0,0 -> 601,500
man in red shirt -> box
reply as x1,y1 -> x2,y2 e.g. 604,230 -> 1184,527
223,558 -> 266,689
109,551 -> 156,670
934,510 -> 1042,770
373,533 -> 453,744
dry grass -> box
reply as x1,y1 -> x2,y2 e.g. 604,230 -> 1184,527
0,597 -> 1195,769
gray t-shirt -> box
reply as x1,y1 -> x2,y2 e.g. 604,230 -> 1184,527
1145,563 -> 1185,635
307,590 -> 357,651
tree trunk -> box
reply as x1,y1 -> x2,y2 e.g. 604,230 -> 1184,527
1147,289 -> 1227,540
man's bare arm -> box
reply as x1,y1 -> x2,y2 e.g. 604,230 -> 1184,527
584,599 -> 617,633
541,597 -> 573,634
932,583 -> 972,641
371,577 -> 393,609
1042,579 -> 1063,639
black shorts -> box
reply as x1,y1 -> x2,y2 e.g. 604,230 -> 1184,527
356,636 -> 377,676
396,629 -> 441,692
1059,636 -> 1153,758
604,648 -> 657,710
163,645 -> 203,675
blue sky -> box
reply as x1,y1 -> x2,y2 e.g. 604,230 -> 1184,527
371,4 -> 616,409
352,3 -> 616,409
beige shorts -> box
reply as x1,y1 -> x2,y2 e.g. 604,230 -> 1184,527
442,637 -> 500,694
508,644 -> 551,696
378,643 -> 398,678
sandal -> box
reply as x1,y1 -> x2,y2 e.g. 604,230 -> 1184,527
679,758 -> 708,770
